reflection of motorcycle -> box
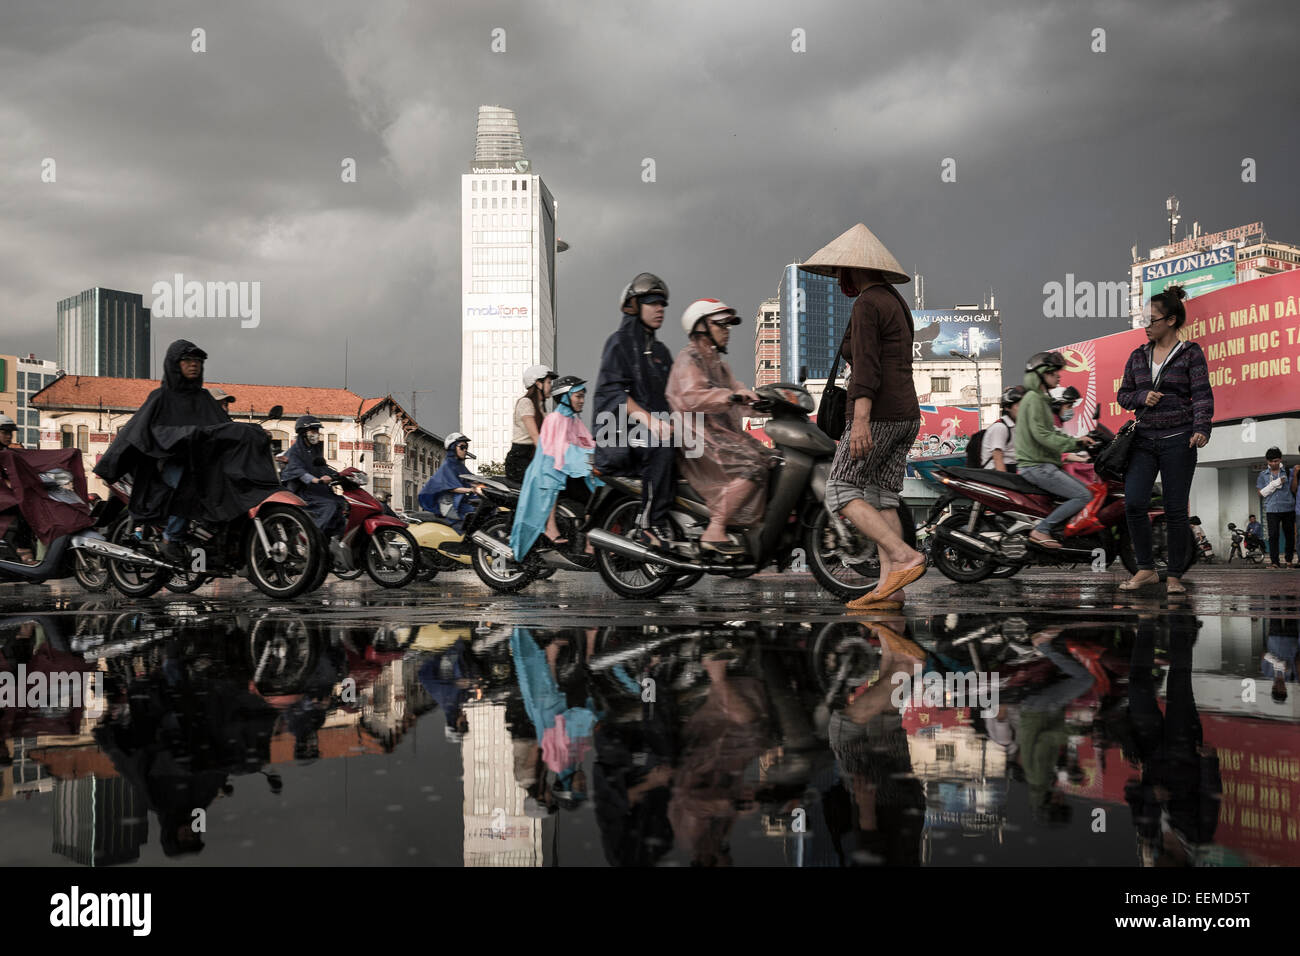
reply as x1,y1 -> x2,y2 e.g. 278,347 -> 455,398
583,384 -> 911,600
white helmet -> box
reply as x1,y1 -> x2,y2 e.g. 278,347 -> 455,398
445,432 -> 476,459
680,298 -> 740,337
522,364 -> 555,389
0,414 -> 16,432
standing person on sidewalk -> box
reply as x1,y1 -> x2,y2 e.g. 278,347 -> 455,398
1259,447 -> 1296,569
798,223 -> 927,608
1115,286 -> 1213,594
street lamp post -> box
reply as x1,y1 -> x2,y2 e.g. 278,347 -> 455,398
949,349 -> 983,426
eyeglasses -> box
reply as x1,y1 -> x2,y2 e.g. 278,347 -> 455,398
456,443 -> 469,450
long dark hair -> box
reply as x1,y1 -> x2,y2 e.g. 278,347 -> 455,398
1149,284 -> 1188,329
525,382 -> 546,431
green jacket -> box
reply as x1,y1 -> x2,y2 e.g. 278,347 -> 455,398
1014,371 -> 1082,468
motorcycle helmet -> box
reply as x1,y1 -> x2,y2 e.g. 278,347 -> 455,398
550,375 -> 587,405
680,298 -> 740,337
523,364 -> 556,389
295,415 -> 324,434
999,386 -> 1026,409
0,413 -> 16,432
619,273 -> 669,314
1049,385 -> 1081,422
1025,351 -> 1066,374
445,432 -> 476,459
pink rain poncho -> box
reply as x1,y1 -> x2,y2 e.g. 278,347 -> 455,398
665,341 -> 777,526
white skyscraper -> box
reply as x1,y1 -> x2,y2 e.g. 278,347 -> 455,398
460,106 -> 558,466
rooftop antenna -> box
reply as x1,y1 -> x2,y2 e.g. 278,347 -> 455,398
344,338 -> 349,391
1165,195 -> 1181,245
913,271 -> 925,310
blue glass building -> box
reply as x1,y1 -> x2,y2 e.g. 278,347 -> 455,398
778,264 -> 842,382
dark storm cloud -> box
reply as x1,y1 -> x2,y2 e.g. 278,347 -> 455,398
1,0 -> 1296,435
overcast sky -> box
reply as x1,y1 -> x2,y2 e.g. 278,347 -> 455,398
2,0 -> 1297,436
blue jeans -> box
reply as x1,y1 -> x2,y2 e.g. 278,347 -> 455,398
1124,431 -> 1196,573
1020,463 -> 1092,534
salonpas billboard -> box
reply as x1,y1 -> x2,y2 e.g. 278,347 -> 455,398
1141,246 -> 1237,302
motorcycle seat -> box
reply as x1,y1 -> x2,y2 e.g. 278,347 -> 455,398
675,480 -> 705,504
943,465 -> 1046,496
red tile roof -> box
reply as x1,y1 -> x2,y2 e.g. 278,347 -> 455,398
31,375 -> 372,420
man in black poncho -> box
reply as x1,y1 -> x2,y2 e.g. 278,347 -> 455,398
94,339 -> 283,563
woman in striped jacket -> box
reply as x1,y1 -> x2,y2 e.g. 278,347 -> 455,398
1116,286 -> 1214,594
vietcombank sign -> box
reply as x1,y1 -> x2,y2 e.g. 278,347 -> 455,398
1141,246 -> 1237,302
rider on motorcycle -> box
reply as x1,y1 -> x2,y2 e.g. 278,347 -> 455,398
982,387 -> 1024,472
510,375 -> 602,560
593,273 -> 676,549
279,415 -> 346,539
0,414 -> 36,562
419,433 -> 479,532
95,339 -> 282,565
1014,352 -> 1098,550
665,299 -> 778,556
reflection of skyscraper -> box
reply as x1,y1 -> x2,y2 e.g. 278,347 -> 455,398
460,106 -> 558,466
461,701 -> 542,866
52,776 -> 147,866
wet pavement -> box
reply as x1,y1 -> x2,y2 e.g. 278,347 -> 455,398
2,566 -> 1297,867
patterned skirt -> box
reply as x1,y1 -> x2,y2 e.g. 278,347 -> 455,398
828,417 -> 920,494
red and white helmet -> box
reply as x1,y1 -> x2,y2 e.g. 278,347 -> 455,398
680,298 -> 739,336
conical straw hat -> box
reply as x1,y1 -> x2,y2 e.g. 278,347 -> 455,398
800,223 -> 910,284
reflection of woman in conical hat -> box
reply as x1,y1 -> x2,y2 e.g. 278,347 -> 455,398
800,222 -> 910,297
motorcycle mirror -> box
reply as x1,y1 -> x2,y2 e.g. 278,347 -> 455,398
266,404 -> 284,421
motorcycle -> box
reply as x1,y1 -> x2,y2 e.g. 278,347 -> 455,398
924,418 -> 1167,582
0,449 -> 174,589
316,467 -> 420,588
105,409 -> 330,600
469,476 -> 592,593
580,382 -> 909,600
1226,523 -> 1265,564
405,506 -> 474,578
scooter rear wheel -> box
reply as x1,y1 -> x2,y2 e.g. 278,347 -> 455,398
929,512 -> 997,583
594,499 -> 676,599
470,513 -> 533,593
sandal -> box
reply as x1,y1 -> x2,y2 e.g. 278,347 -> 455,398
1119,571 -> 1159,592
1166,579 -> 1187,595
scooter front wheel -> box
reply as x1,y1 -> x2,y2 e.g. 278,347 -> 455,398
365,527 -> 420,588
804,506 -> 882,600
244,505 -> 325,599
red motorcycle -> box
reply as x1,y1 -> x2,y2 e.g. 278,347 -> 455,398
924,421 -> 1176,582
320,467 -> 420,588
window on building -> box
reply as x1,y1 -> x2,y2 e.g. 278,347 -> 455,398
373,434 -> 390,462
327,433 -> 338,460
931,377 -> 951,393
76,425 -> 89,452
267,429 -> 290,456
373,476 -> 391,499
61,425 -> 74,449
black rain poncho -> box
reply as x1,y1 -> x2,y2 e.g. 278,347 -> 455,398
279,427 -> 346,537
94,339 -> 282,523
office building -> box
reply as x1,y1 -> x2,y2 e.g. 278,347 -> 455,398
460,106 -> 559,466
56,288 -> 150,377
754,297 -> 781,387
778,265 -> 840,384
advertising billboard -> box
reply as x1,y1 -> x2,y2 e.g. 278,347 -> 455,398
910,404 -> 981,459
1053,269 -> 1300,437
1141,246 -> 1237,303
912,310 -> 1001,362
462,292 -> 532,328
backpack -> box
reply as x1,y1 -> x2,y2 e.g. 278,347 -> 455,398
965,429 -> 986,467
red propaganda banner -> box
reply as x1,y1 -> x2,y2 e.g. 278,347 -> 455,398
1053,270 -> 1300,437
911,404 -> 980,458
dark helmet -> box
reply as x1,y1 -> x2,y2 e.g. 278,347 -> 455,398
619,273 -> 669,314
999,386 -> 1026,408
295,415 -> 324,434
551,375 -> 587,401
0,413 -> 16,432
1025,351 -> 1066,374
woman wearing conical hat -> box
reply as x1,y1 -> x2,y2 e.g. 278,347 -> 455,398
802,223 -> 928,608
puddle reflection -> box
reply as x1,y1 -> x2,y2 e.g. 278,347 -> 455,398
1,601 -> 1296,866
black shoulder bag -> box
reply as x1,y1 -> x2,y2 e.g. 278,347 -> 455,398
816,323 -> 853,441
1094,341 -> 1182,482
